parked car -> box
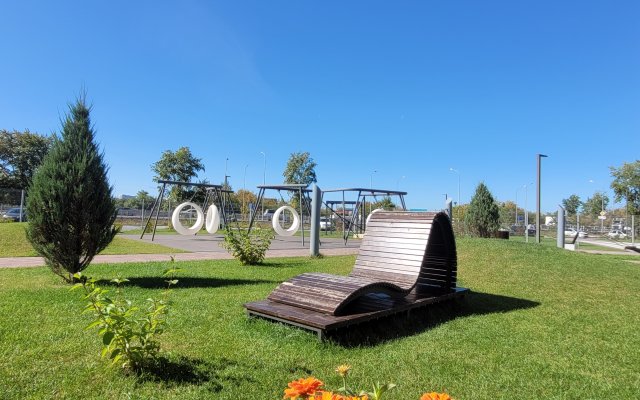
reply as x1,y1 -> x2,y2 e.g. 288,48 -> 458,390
320,217 -> 335,231
564,228 -> 588,238
2,208 -> 27,222
607,230 -> 627,240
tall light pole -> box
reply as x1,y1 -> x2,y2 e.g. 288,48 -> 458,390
536,154 -> 548,243
370,170 -> 377,188
449,168 -> 460,206
524,183 -> 532,242
243,164 -> 249,219
224,157 -> 230,187
260,151 -> 266,217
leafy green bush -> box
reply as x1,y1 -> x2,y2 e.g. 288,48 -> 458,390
220,228 -> 272,265
71,264 -> 180,371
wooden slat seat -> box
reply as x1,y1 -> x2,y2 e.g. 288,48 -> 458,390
262,211 -> 458,316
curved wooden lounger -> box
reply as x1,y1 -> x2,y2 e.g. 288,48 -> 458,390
265,211 -> 457,316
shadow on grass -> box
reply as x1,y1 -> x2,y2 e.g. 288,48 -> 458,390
329,291 -> 540,347
136,355 -> 257,391
96,277 -> 277,289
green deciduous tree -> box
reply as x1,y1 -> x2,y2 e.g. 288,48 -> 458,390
283,151 -> 317,185
562,194 -> 583,215
464,182 -> 500,238
151,147 -> 205,201
26,96 -> 117,282
610,160 -> 640,214
0,129 -> 53,189
584,192 -> 609,218
373,196 -> 396,210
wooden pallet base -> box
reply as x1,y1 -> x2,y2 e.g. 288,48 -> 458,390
245,287 -> 469,340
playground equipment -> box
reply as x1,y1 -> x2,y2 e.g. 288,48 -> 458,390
141,180 -> 234,241
247,184 -> 312,246
321,188 -> 408,243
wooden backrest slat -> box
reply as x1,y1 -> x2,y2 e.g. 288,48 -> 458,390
350,211 -> 457,294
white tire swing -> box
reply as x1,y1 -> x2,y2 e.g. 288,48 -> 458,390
205,204 -> 220,234
272,205 -> 300,236
172,202 -> 204,235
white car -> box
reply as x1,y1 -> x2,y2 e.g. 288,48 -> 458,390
319,217 -> 335,230
565,228 -> 588,238
607,230 -> 627,240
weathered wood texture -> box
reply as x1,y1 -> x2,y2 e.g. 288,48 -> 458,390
262,211 -> 458,316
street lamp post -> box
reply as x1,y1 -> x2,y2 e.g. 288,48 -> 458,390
224,157 -> 230,187
524,183 -> 529,242
243,164 -> 248,220
260,151 -> 266,217
370,170 -> 377,189
536,154 -> 548,244
449,168 -> 460,206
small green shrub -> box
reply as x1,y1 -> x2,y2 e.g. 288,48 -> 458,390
464,182 -> 500,238
220,228 -> 272,265
71,263 -> 180,371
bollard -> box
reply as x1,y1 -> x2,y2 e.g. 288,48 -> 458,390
557,205 -> 565,249
310,184 -> 321,256
445,198 -> 453,220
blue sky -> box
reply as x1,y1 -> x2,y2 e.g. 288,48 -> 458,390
1,1 -> 638,211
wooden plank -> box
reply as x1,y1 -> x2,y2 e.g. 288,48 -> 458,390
353,263 -> 421,277
361,236 -> 430,246
374,213 -> 437,221
356,254 -> 426,267
364,231 -> 431,240
360,241 -> 427,252
358,249 -> 425,262
366,221 -> 433,229
359,245 -> 427,257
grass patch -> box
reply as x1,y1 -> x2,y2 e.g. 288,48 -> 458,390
0,223 -> 185,257
0,239 -> 638,399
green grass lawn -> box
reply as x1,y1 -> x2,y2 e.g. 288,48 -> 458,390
0,223 -> 185,257
1,239 -> 638,399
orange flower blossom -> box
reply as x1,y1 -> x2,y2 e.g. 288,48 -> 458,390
284,377 -> 324,399
420,392 -> 453,400
310,391 -> 368,400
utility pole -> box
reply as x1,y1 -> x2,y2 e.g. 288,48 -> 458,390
536,154 -> 548,244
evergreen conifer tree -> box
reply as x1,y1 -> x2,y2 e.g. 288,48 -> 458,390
26,96 -> 117,282
464,182 -> 500,237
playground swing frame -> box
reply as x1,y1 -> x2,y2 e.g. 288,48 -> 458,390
141,179 -> 234,241
247,184 -> 312,246
321,188 -> 408,244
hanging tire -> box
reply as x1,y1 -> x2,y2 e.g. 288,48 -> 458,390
205,204 -> 220,234
171,202 -> 204,235
272,205 -> 300,236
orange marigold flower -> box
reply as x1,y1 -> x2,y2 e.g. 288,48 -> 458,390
420,392 -> 452,400
335,364 -> 352,377
283,377 -> 324,399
